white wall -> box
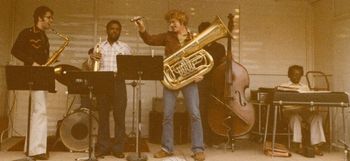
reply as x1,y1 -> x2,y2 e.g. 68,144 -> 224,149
312,0 -> 350,146
0,0 -> 13,127
4,0 -> 315,138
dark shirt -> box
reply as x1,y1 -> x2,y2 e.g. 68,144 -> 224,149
204,42 -> 226,69
199,41 -> 226,87
11,26 -> 49,66
139,31 -> 187,58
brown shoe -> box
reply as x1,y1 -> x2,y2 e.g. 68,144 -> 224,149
31,153 -> 49,160
192,152 -> 205,161
153,149 -> 173,158
296,147 -> 304,155
314,147 -> 323,156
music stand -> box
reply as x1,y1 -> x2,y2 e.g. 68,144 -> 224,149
5,65 -> 55,161
66,71 -> 115,161
117,55 -> 163,161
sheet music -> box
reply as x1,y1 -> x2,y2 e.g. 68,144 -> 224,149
297,90 -> 332,93
276,85 -> 299,91
277,85 -> 331,93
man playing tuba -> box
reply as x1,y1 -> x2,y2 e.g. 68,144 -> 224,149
134,9 -> 205,161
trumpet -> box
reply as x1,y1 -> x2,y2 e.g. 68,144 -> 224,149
93,37 -> 102,71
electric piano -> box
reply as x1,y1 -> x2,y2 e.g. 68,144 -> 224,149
272,91 -> 349,107
266,90 -> 349,155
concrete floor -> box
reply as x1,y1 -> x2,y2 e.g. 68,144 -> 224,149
0,140 -> 344,161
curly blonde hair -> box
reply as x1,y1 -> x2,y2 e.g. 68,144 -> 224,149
164,9 -> 189,26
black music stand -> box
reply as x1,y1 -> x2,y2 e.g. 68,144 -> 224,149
117,55 -> 163,161
5,65 -> 55,161
66,71 -> 115,161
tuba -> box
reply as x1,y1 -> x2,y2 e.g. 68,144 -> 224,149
44,29 -> 69,66
162,16 -> 232,90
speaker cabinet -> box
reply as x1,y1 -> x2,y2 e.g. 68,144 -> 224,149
148,111 -> 189,145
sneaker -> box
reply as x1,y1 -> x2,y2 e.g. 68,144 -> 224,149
31,153 -> 49,160
192,152 -> 205,161
153,149 -> 173,158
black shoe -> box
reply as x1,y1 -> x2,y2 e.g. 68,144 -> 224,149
31,153 -> 49,160
112,151 -> 125,158
95,150 -> 109,158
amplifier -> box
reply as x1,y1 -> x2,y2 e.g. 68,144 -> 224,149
251,88 -> 275,103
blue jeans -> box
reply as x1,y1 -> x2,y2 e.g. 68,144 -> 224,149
95,78 -> 127,153
161,83 -> 204,153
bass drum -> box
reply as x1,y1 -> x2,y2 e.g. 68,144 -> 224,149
59,108 -> 98,152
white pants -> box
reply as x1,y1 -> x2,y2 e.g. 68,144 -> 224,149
24,91 -> 47,156
289,113 -> 326,145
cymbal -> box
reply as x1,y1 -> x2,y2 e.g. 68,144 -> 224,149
54,64 -> 81,86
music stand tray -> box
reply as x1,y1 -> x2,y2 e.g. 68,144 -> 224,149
66,71 -> 115,95
6,65 -> 55,92
5,65 -> 55,161
117,55 -> 163,80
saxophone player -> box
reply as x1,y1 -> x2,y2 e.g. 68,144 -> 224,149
134,9 -> 205,161
11,6 -> 54,160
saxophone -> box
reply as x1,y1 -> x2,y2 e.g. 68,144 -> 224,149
44,29 -> 70,66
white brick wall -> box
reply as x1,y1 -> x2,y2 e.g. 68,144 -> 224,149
312,0 -> 350,147
4,0 -> 337,140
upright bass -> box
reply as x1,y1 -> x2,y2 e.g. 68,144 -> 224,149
207,13 -> 255,146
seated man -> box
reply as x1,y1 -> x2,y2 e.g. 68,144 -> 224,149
278,65 -> 326,156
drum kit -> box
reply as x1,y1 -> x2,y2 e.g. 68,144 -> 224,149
53,64 -> 142,153
53,64 -> 98,152
59,108 -> 98,152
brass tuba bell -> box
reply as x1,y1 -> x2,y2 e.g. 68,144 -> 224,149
162,16 -> 232,90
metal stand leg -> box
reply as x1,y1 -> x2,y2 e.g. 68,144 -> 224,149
338,139 -> 349,161
75,86 -> 97,161
126,72 -> 147,161
128,81 -> 137,138
271,105 -> 279,157
263,105 -> 270,148
329,107 -> 333,151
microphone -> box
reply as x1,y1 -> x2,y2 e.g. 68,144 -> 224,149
130,16 -> 144,22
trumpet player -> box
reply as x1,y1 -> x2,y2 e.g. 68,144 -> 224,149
88,20 -> 131,159
11,6 -> 54,160
134,9 -> 205,161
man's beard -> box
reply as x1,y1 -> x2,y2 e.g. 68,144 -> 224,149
108,35 -> 119,42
